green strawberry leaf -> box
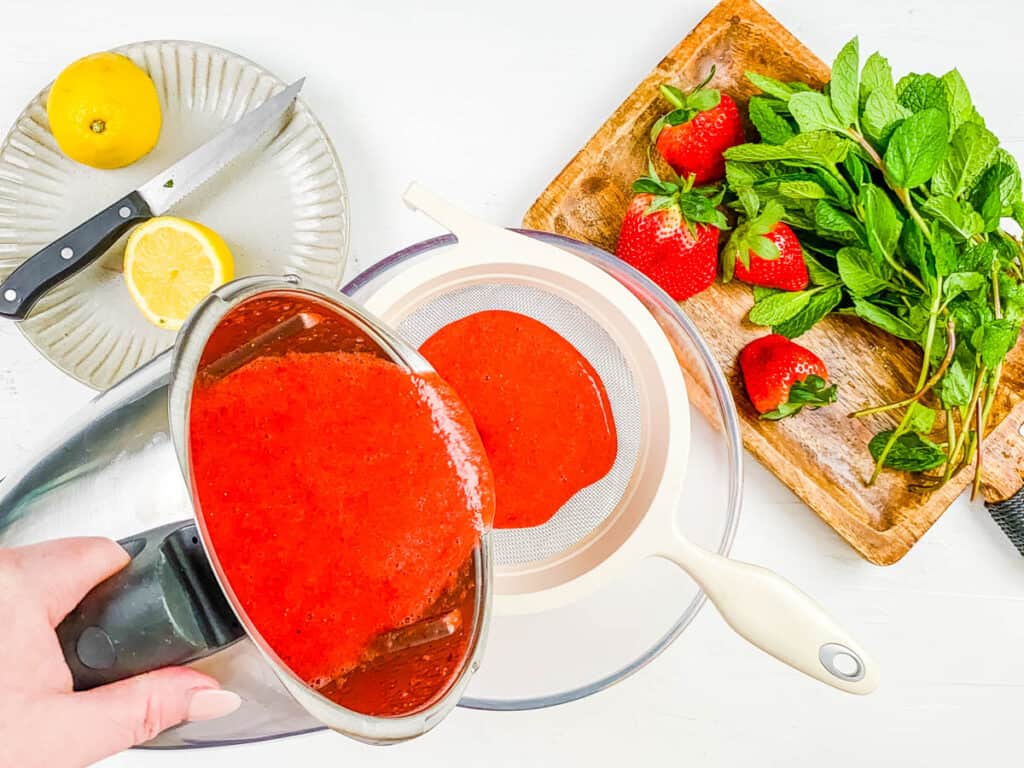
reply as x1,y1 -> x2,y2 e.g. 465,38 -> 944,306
686,88 -> 721,113
663,107 -> 697,126
659,83 -> 687,110
761,374 -> 838,420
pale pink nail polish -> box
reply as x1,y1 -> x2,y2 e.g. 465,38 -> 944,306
186,689 -> 242,722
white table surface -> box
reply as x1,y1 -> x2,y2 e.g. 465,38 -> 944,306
2,0 -> 1023,765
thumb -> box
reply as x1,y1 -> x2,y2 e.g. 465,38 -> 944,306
47,668 -> 240,766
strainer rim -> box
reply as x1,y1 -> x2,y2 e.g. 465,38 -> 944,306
342,229 -> 743,712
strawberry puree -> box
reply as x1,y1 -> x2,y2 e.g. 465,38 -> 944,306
189,350 -> 494,714
420,310 -> 617,529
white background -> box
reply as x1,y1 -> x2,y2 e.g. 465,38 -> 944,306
2,0 -> 1024,765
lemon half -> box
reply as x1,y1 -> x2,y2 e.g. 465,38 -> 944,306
124,217 -> 234,331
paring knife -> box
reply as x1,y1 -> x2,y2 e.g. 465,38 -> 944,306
0,78 -> 305,321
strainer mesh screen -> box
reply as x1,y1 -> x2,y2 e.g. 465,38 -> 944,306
398,283 -> 641,566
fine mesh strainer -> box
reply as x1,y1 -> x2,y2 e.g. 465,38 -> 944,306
355,183 -> 879,694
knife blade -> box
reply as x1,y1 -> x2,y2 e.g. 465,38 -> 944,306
0,78 -> 305,321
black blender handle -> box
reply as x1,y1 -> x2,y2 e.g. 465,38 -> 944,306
0,191 -> 152,320
56,520 -> 244,691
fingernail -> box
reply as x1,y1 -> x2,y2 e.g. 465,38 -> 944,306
186,689 -> 242,722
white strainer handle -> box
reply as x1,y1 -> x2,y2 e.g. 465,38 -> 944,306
404,182 -> 493,242
664,538 -> 879,694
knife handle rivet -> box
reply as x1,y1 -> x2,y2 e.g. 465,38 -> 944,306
60,247 -> 74,260
3,289 -> 16,302
118,206 -> 132,219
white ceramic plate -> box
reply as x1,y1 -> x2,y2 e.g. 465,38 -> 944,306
0,40 -> 349,389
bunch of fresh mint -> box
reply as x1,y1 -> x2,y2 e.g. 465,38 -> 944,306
723,37 -> 1024,494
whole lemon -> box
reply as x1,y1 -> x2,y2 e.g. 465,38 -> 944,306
47,52 -> 162,169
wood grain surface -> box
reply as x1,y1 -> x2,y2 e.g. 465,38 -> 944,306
522,0 -> 1024,564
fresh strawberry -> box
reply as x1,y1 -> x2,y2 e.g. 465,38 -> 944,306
651,68 -> 746,186
722,193 -> 809,290
615,162 -> 727,301
739,334 -> 837,420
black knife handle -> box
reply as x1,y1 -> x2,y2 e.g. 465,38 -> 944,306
0,191 -> 152,320
986,486 -> 1024,556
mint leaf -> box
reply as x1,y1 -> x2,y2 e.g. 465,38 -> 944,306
869,430 -> 946,472
746,72 -> 797,101
943,271 -> 987,303
940,69 -> 974,132
778,180 -> 828,200
973,177 -> 1004,233
748,289 -> 814,325
969,156 -> 1021,217
931,122 -> 999,197
931,227 -> 958,276
859,51 -> 895,106
900,220 -> 935,290
974,319 -> 1021,368
853,297 -> 921,341
906,402 -> 937,434
860,185 -> 903,264
862,90 -> 909,148
958,241 -> 997,273
921,194 -> 984,240
788,91 -> 845,133
814,200 -> 865,244
726,132 -> 850,167
748,96 -> 795,145
884,108 -> 949,188
803,248 -> 841,285
837,246 -> 892,296
897,73 -> 949,115
774,284 -> 843,338
829,37 -> 860,129
939,350 -> 975,407
725,161 -> 763,188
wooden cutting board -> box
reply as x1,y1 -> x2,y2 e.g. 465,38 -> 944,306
522,0 -> 1024,565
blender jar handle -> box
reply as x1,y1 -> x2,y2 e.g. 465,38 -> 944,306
56,520 -> 244,691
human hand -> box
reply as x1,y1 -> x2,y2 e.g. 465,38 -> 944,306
0,537 -> 241,767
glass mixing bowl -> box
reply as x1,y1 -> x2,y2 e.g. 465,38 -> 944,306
345,230 -> 743,711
